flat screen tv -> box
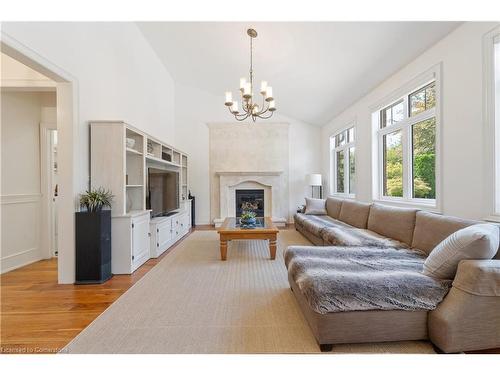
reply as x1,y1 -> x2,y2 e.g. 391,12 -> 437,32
147,168 -> 180,217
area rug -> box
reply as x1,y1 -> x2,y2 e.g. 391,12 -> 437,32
63,230 -> 436,354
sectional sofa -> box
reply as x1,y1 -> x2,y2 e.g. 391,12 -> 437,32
286,197 -> 500,353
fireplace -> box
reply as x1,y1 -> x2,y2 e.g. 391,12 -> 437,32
235,189 -> 264,218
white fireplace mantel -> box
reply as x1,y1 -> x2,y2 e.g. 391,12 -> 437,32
214,171 -> 287,227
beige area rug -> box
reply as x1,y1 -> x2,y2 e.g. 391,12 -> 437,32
63,230 -> 435,354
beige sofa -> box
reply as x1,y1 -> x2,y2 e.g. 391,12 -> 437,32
288,197 -> 500,353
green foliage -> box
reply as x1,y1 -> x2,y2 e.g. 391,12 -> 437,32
384,118 -> 436,199
413,153 -> 435,198
240,210 -> 257,220
80,187 -> 114,212
384,140 -> 403,197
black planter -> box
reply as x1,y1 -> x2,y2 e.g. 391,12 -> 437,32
75,210 -> 112,284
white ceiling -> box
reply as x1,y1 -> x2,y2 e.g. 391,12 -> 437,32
137,22 -> 460,126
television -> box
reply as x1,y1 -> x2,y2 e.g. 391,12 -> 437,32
146,168 -> 180,217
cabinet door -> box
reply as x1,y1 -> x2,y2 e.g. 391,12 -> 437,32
157,220 -> 172,248
132,214 -> 150,262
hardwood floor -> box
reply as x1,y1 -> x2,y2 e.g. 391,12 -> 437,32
1,226 -> 498,354
0,230 -> 192,354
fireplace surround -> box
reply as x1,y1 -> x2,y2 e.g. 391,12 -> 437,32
213,171 -> 287,227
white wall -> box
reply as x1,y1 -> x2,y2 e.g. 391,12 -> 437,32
174,82 -> 321,224
321,22 -> 500,220
1,91 -> 56,272
2,22 -> 176,193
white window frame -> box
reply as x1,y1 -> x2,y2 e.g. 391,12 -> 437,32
371,65 -> 441,210
484,26 -> 500,220
329,124 -> 356,198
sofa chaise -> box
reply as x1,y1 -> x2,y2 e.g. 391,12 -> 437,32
286,197 -> 500,353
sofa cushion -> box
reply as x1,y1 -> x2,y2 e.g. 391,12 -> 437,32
304,198 -> 327,215
338,200 -> 371,229
326,197 -> 343,219
423,224 -> 499,279
412,211 -> 479,255
367,204 -> 418,246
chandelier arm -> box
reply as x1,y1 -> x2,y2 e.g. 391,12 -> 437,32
235,111 -> 251,121
259,98 -> 269,115
228,106 -> 249,121
257,111 -> 274,120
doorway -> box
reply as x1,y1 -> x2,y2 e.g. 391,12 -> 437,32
1,33 -> 77,283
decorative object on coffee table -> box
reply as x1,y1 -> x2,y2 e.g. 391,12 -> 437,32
217,217 -> 279,261
239,210 -> 257,228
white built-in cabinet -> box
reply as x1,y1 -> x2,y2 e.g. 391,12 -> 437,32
149,200 -> 191,258
90,121 -> 191,274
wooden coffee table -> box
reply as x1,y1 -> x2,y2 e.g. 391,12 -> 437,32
217,217 -> 279,261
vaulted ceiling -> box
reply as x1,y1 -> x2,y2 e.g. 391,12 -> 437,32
137,22 -> 460,126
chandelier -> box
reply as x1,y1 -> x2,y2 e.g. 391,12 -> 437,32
224,28 -> 276,122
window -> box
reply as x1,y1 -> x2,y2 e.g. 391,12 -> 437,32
374,75 -> 439,206
330,126 -> 355,196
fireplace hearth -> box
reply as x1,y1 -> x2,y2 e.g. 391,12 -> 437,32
235,189 -> 264,218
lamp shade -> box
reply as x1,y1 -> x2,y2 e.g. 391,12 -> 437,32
307,174 -> 322,186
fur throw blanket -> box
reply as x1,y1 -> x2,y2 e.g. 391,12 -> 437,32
294,213 -> 407,248
285,245 -> 451,314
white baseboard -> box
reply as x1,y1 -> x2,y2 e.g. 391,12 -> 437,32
1,247 -> 42,274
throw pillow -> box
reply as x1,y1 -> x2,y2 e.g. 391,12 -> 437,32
304,198 -> 327,215
423,223 -> 499,279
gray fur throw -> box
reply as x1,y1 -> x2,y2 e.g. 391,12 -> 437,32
285,245 -> 452,314
294,213 -> 407,248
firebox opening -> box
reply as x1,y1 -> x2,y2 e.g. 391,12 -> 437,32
235,189 -> 264,218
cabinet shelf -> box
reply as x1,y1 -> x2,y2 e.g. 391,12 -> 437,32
145,154 -> 181,167
126,147 -> 143,155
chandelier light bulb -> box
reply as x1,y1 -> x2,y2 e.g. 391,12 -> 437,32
265,86 -> 273,102
252,104 -> 260,114
269,100 -> 276,111
240,77 -> 247,91
225,92 -> 233,106
242,83 -> 252,99
260,81 -> 268,95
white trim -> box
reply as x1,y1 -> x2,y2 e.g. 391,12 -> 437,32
372,64 -> 442,211
1,247 -> 43,274
483,215 -> 500,223
0,193 -> 41,204
372,199 -> 439,212
483,25 -> 500,217
1,31 -> 79,284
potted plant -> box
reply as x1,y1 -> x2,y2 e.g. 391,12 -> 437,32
240,210 -> 257,225
75,187 -> 114,284
239,201 -> 258,227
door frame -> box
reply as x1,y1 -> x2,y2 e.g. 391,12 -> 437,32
2,31 -> 79,284
40,123 -> 57,260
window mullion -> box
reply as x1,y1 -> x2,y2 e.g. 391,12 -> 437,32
401,125 -> 410,200
345,146 -> 350,195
